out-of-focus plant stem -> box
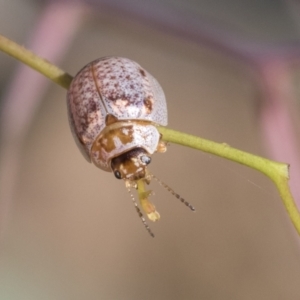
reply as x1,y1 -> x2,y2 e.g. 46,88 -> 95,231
0,1 -> 85,239
1,34 -> 300,235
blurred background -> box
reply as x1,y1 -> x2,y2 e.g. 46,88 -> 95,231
1,0 -> 300,299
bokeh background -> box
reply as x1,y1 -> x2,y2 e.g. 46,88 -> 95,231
1,0 -> 300,299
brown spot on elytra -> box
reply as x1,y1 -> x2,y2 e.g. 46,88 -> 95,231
89,101 -> 97,112
78,136 -> 85,146
139,69 -> 146,77
143,98 -> 153,114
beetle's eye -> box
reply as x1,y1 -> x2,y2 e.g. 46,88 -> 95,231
114,170 -> 122,179
141,155 -> 151,165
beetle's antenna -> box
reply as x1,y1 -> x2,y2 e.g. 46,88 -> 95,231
126,185 -> 155,237
151,175 -> 196,211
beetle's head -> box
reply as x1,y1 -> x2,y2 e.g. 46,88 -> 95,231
111,147 -> 151,181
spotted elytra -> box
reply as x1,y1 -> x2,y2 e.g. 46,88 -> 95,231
67,57 -> 195,236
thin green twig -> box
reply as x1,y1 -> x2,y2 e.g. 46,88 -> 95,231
158,127 -> 300,235
0,34 -> 72,89
1,34 -> 300,235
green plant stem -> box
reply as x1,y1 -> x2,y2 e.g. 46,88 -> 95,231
159,127 -> 300,235
1,34 -> 300,235
0,34 -> 72,89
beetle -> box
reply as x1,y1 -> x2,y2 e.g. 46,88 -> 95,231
67,57 -> 194,236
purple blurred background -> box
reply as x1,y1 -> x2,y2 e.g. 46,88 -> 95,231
1,0 -> 300,299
